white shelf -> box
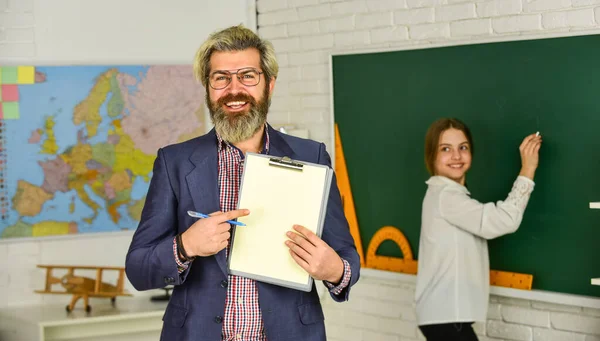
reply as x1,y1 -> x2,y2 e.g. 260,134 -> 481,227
0,296 -> 167,341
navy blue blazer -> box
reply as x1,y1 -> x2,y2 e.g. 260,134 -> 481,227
125,125 -> 360,341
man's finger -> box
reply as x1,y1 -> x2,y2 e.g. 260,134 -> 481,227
214,209 -> 250,223
219,231 -> 231,241
292,225 -> 321,245
216,222 -> 231,233
285,240 -> 312,261
287,230 -> 315,251
218,240 -> 228,251
289,249 -> 310,272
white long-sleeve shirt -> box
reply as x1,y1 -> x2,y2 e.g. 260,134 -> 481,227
415,175 -> 535,326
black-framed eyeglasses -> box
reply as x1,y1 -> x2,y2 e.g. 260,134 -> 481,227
208,67 -> 264,90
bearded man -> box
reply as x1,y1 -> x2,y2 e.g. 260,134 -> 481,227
125,25 -> 360,341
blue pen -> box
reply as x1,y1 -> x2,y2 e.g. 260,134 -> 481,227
187,210 -> 246,226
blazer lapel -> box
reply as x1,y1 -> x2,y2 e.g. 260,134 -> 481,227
266,124 -> 296,159
185,130 -> 229,275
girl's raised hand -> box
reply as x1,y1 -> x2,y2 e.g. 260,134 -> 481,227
519,133 -> 542,180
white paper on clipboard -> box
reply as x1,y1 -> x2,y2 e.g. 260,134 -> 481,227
227,152 -> 332,292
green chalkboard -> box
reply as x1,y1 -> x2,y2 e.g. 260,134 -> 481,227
332,34 -> 600,297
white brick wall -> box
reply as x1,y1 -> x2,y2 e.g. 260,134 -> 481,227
321,16 -> 355,32
394,8 -> 435,24
355,12 -> 394,29
289,20 -> 320,35
258,1 -> 600,340
501,305 -> 550,328
366,0 -> 408,12
0,0 -> 35,59
259,24 -> 288,39
524,0 -> 573,12
487,320 -> 533,340
492,14 -> 542,33
533,328 -> 587,341
2,0 -> 255,64
0,233 -> 141,307
408,0 -> 446,8
436,3 -> 477,21
551,312 -> 600,334
371,26 -> 410,43
257,0 -> 288,13
411,22 -> 452,38
334,30 -> 371,46
318,271 -> 600,341
331,1 -> 369,16
450,18 -> 492,36
298,4 -> 332,20
5,27 -> 35,42
301,34 -> 335,49
542,8 -> 596,28
574,0 -> 600,6
477,0 -> 523,17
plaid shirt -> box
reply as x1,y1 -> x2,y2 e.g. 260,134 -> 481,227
175,127 -> 351,340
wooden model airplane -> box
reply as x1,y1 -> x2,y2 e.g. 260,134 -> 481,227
35,264 -> 132,312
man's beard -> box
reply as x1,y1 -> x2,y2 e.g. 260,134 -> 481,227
207,87 -> 270,144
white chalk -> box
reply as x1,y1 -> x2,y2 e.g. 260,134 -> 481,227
535,131 -> 540,137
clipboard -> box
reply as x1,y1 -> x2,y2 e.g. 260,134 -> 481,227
227,152 -> 333,292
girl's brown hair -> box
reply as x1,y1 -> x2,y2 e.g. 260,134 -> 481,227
424,118 -> 474,175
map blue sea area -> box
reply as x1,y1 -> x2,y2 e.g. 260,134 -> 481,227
0,65 -> 205,238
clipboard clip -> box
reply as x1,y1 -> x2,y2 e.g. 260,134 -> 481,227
269,156 -> 304,171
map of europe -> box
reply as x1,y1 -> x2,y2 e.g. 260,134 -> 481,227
0,65 -> 206,238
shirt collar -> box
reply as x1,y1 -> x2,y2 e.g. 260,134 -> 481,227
425,175 -> 470,194
216,123 -> 270,155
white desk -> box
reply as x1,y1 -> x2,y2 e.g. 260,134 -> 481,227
0,297 -> 167,341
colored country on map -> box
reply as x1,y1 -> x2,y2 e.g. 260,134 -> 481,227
1,65 -> 206,238
2,220 -> 78,238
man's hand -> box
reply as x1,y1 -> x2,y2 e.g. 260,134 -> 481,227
181,209 -> 249,257
285,225 -> 344,283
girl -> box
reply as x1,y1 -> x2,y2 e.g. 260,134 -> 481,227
415,118 -> 541,341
